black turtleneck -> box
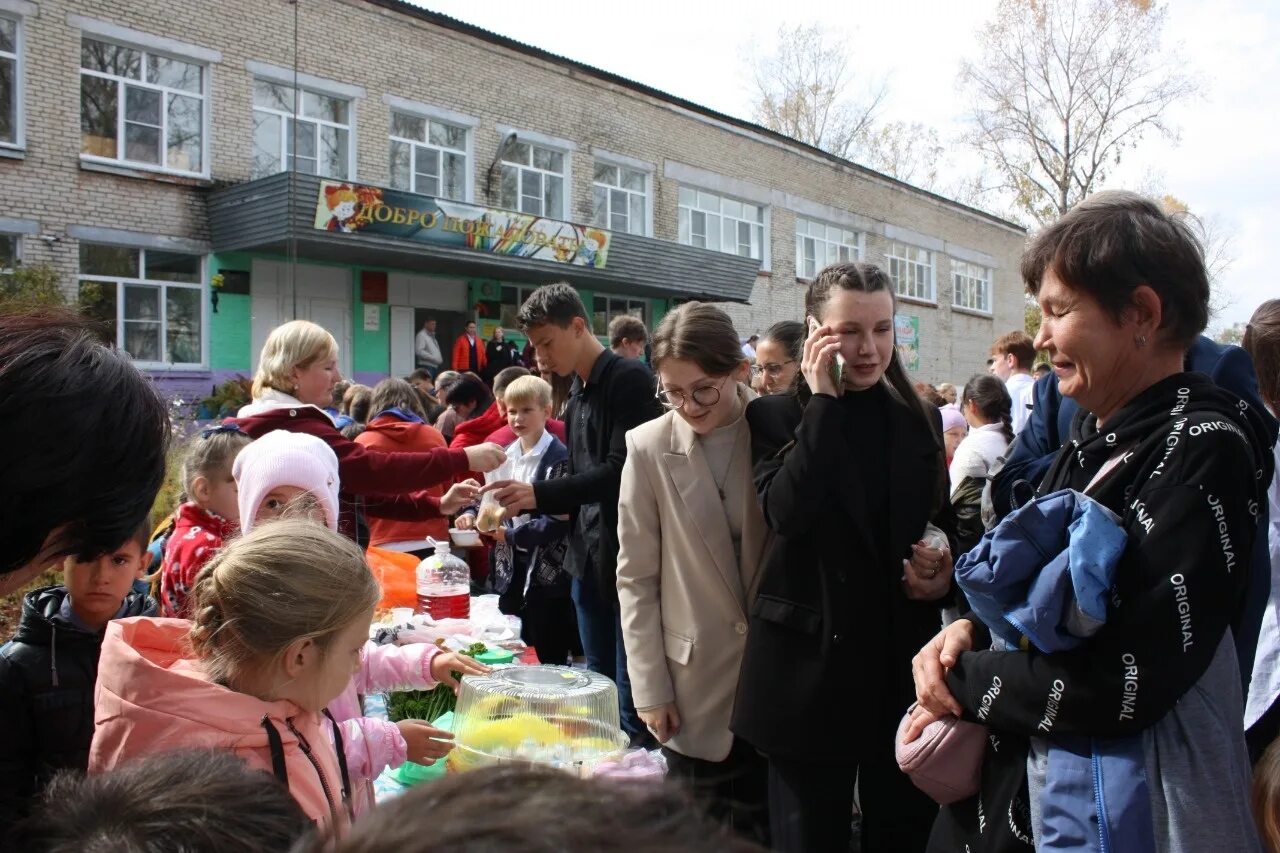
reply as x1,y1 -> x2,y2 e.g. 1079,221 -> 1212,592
839,383 -> 892,564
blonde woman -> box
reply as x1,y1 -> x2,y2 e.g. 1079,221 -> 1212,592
616,302 -> 770,842
234,320 -> 504,540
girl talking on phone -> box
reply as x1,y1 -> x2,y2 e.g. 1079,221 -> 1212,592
733,262 -> 956,853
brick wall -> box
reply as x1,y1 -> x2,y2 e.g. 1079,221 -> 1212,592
1,0 -> 1026,385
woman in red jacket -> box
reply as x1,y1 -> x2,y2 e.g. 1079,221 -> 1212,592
356,378 -> 450,557
235,321 -> 505,540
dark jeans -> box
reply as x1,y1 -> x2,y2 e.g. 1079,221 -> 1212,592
768,750 -> 934,853
571,567 -> 649,745
664,738 -> 770,846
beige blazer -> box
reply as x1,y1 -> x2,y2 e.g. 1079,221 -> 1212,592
616,383 -> 769,762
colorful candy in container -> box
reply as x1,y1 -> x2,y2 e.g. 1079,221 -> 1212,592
449,666 -> 630,778
415,540 -> 470,620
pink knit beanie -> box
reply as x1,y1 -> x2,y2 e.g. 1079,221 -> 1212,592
233,430 -> 341,534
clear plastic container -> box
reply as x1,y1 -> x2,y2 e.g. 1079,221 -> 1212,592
416,541 -> 470,620
449,665 -> 629,777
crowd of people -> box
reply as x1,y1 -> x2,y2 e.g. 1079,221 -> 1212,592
0,189 -> 1279,853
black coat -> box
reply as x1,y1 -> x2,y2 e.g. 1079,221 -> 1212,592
483,340 -> 523,384
0,585 -> 156,826
732,390 -> 955,764
534,350 -> 662,592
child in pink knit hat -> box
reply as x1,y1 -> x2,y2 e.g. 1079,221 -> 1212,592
232,429 -> 488,815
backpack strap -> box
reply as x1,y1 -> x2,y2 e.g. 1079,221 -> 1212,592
260,715 -> 288,787
323,708 -> 355,820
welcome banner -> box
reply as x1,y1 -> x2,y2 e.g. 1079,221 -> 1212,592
313,180 -> 611,269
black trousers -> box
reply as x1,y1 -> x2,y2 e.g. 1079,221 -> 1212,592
496,560 -> 579,667
663,737 -> 769,846
768,746 -> 936,853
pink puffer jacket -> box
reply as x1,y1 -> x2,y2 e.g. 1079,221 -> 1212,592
328,640 -> 441,815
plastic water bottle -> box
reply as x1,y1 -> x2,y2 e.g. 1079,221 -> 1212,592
416,541 -> 470,620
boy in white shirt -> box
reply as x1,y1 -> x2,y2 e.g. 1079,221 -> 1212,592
457,376 -> 576,664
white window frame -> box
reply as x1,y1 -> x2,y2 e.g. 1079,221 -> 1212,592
251,79 -> 354,180
677,186 -> 767,263
591,151 -> 652,237
952,259 -> 992,315
388,111 -> 469,201
382,95 -> 477,202
592,293 -> 648,338
78,245 -> 207,369
0,4 -> 30,152
498,283 -> 539,332
0,233 -> 19,273
77,36 -> 211,179
794,216 -> 863,281
886,241 -> 936,303
498,136 -> 570,219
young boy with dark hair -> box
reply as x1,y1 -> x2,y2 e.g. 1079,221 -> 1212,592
486,282 -> 662,745
0,520 -> 157,828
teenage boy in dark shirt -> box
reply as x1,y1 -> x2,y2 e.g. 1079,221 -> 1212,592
486,283 -> 661,745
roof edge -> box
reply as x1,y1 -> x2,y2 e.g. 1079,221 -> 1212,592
367,0 -> 1025,234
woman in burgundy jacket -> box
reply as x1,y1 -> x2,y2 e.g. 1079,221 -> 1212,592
235,321 -> 505,539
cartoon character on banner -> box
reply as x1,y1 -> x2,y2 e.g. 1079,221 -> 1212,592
323,184 -> 362,233
575,228 -> 607,267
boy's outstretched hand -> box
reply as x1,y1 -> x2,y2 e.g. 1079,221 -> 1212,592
481,480 -> 536,514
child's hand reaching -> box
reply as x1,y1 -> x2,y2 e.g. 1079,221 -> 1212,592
395,719 -> 455,765
430,651 -> 491,693
440,479 -> 480,515
455,513 -> 475,531
483,526 -> 506,543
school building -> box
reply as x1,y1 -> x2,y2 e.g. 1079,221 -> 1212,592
0,0 -> 1027,402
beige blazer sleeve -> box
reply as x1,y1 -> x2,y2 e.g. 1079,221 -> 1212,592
616,431 -> 673,712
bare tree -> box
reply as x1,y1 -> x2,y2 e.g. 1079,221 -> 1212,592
858,122 -> 946,189
750,23 -> 886,161
1159,194 -> 1237,317
961,0 -> 1198,226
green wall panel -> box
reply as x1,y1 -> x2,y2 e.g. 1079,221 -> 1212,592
209,252 -> 256,372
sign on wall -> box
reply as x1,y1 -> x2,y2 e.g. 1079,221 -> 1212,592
895,312 -> 920,371
313,181 -> 611,268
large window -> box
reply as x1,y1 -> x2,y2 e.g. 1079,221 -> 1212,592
78,244 -> 203,366
0,234 -> 17,273
592,294 -> 647,337
252,79 -> 351,179
0,16 -> 18,148
79,37 -> 205,174
886,242 -> 935,302
795,217 -> 861,280
591,162 -> 647,235
677,187 -> 765,260
952,260 -> 992,314
499,141 -> 566,217
389,112 -> 467,200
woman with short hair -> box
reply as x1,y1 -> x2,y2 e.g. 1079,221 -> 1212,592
910,192 -> 1274,851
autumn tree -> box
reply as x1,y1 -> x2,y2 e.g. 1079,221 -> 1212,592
749,23 -> 886,161
961,0 -> 1197,226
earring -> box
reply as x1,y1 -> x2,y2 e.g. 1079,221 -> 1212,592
1136,335 -> 1147,349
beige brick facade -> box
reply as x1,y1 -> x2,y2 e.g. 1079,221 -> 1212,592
0,0 -> 1026,385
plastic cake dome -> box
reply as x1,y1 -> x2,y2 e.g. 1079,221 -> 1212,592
449,665 -> 629,776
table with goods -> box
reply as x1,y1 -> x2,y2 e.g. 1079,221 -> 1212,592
367,544 -> 664,800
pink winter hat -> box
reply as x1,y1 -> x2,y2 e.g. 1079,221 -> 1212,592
233,430 -> 341,534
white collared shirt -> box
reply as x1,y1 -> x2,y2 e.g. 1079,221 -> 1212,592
487,429 -> 554,532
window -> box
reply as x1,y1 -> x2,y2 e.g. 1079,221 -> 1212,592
952,260 -> 992,314
498,284 -> 539,330
592,294 -> 647,337
499,141 -> 565,217
79,37 -> 205,174
0,234 -> 17,273
677,187 -> 765,260
591,162 -> 647,235
389,112 -> 467,200
252,79 -> 351,179
0,15 -> 18,148
886,242 -> 935,302
795,217 -> 861,280
78,244 -> 203,366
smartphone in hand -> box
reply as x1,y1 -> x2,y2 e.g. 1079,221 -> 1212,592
808,317 -> 844,389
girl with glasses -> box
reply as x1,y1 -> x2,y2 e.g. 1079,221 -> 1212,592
751,321 -> 804,396
616,302 -> 770,843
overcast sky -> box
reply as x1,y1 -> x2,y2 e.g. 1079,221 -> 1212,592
410,0 -> 1276,332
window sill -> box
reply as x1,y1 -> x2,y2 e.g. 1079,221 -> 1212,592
951,305 -> 994,320
0,147 -> 25,161
897,295 -> 939,310
79,159 -> 213,187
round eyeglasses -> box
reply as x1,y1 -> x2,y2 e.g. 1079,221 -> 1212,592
750,360 -> 796,377
655,374 -> 730,410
